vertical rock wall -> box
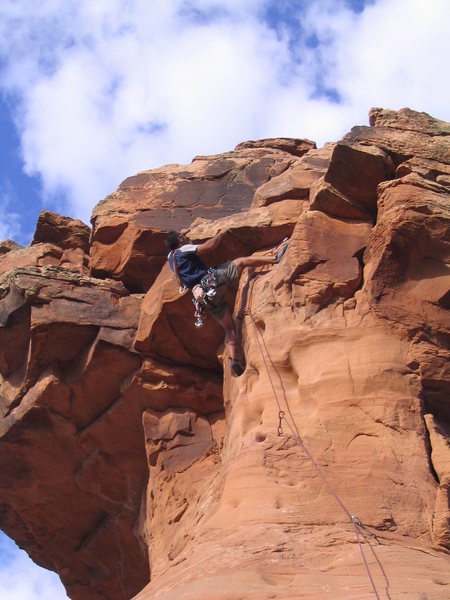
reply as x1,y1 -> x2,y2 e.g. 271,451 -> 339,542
0,109 -> 449,599
134,108 -> 450,599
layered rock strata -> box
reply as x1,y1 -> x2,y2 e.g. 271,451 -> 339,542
0,108 -> 449,599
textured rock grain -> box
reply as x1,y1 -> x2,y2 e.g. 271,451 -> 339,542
0,109 -> 449,600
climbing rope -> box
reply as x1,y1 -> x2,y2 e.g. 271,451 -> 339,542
242,267 -> 387,599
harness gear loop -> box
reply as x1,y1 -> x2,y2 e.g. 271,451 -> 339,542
200,268 -> 218,299
190,268 -> 219,327
171,249 -> 219,326
192,298 -> 206,328
277,410 -> 285,436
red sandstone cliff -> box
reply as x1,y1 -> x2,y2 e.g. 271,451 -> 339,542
0,108 -> 449,599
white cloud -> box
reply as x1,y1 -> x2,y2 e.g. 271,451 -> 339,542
0,0 -> 449,215
311,0 -> 450,119
0,0 -> 448,226
0,532 -> 68,599
0,183 -> 21,242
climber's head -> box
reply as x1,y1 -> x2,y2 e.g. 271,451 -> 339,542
165,230 -> 184,250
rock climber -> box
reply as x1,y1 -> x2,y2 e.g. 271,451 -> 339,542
165,228 -> 288,377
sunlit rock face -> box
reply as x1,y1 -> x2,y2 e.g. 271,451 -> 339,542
89,138 -> 315,292
0,109 -> 449,600
0,211 -> 91,279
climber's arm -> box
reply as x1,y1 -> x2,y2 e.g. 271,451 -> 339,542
196,229 -> 229,256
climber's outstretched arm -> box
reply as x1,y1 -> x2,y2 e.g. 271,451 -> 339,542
196,229 -> 229,256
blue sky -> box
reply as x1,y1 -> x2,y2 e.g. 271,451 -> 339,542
0,531 -> 68,599
0,0 -> 449,249
0,0 -> 449,597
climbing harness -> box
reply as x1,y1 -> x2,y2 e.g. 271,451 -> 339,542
243,269 -> 387,600
170,249 -> 220,327
200,268 -> 218,297
191,268 -> 218,327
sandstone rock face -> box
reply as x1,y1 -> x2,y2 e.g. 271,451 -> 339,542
0,211 -> 91,277
31,210 -> 91,254
0,239 -> 24,255
0,267 -> 149,599
90,139 -> 314,292
0,108 -> 449,600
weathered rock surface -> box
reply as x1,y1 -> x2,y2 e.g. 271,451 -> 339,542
90,139 -> 314,292
0,108 -> 449,600
0,239 -> 24,254
31,210 -> 91,253
0,265 -> 223,599
0,211 -> 91,277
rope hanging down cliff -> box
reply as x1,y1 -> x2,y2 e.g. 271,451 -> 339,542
242,268 -> 390,600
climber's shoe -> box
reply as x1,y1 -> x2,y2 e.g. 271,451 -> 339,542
230,358 -> 245,377
275,241 -> 288,264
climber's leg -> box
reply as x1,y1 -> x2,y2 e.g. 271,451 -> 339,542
218,308 -> 245,377
233,240 -> 289,275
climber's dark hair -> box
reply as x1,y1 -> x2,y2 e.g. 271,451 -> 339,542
165,231 -> 181,250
